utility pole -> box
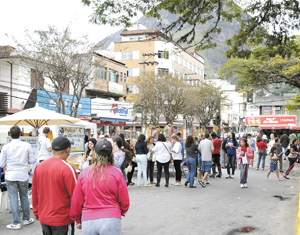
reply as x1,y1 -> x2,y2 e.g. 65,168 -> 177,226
139,53 -> 159,127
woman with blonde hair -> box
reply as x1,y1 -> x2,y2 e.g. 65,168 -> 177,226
70,139 -> 130,235
146,135 -> 156,184
171,135 -> 183,186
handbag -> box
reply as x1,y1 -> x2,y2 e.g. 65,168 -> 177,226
79,159 -> 89,171
162,142 -> 173,163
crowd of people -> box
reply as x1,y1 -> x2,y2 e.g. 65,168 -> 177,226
0,125 -> 300,234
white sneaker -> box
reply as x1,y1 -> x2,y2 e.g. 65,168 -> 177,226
23,218 -> 34,226
6,223 -> 21,230
174,182 -> 181,186
243,184 -> 248,188
226,175 -> 231,179
230,175 -> 234,179
240,184 -> 244,188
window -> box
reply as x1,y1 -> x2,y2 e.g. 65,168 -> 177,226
31,69 -> 44,89
124,73 -> 127,82
0,92 -> 8,111
120,73 -> 123,82
179,57 -> 183,65
189,63 -> 192,70
184,60 -> 188,68
109,70 -> 119,83
127,68 -> 140,77
158,68 -> 169,73
122,51 -> 133,60
127,69 -> 133,77
96,66 -> 106,80
158,50 -> 169,59
174,55 -> 178,63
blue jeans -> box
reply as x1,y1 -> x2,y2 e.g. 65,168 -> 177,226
186,158 -> 196,187
227,154 -> 236,175
239,164 -> 249,184
6,180 -> 30,224
257,150 -> 267,169
180,159 -> 186,168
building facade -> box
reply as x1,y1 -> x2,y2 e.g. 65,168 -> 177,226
86,53 -> 128,101
108,25 -> 205,90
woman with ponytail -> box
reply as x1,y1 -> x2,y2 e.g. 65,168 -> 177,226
70,139 -> 130,235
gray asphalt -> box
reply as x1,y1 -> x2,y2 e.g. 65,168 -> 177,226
0,155 -> 299,235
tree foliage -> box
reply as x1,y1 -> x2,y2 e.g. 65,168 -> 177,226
129,72 -> 191,125
82,0 -> 300,58
286,93 -> 300,115
184,83 -> 225,132
14,26 -> 97,117
219,43 -> 300,91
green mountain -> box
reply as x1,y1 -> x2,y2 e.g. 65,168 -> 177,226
100,11 -> 241,79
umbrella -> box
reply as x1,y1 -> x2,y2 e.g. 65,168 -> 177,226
0,104 -> 81,128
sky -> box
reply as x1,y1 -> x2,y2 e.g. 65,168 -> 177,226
0,0 -> 124,46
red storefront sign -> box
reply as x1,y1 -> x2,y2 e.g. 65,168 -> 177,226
245,115 -> 297,126
91,118 -> 126,126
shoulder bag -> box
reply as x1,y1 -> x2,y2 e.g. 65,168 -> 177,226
162,142 -> 173,163
79,159 -> 89,171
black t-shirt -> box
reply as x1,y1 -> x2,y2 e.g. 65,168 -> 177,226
290,144 -> 299,153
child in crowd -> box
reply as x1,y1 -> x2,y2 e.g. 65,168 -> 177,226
236,138 -> 253,188
267,147 -> 283,181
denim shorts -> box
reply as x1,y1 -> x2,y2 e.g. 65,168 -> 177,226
202,161 -> 212,173
270,163 -> 278,172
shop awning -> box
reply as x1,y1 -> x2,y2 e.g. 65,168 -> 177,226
258,125 -> 300,130
101,118 -> 129,122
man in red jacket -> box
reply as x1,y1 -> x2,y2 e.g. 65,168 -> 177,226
210,133 -> 222,178
32,136 -> 78,235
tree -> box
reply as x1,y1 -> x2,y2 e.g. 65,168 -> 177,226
129,72 -> 190,125
286,94 -> 300,115
219,45 -> 300,91
184,83 -> 225,133
82,0 -> 300,58
14,26 -> 97,117
128,72 -> 163,126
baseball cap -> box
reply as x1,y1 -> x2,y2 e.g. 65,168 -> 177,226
52,136 -> 71,151
95,139 -> 112,156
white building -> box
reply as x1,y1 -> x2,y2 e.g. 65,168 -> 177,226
206,79 -> 246,131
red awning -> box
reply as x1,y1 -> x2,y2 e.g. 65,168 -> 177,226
258,126 -> 300,130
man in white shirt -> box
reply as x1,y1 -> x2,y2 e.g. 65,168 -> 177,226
0,125 -> 36,230
38,127 -> 52,163
198,133 -> 214,187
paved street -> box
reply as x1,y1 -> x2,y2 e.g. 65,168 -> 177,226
0,156 -> 299,235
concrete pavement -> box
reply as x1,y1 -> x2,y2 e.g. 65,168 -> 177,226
0,156 -> 299,235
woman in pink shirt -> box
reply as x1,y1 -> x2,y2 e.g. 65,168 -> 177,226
70,140 -> 130,235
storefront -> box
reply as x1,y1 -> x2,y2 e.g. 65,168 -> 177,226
91,98 -> 133,135
245,115 -> 299,137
